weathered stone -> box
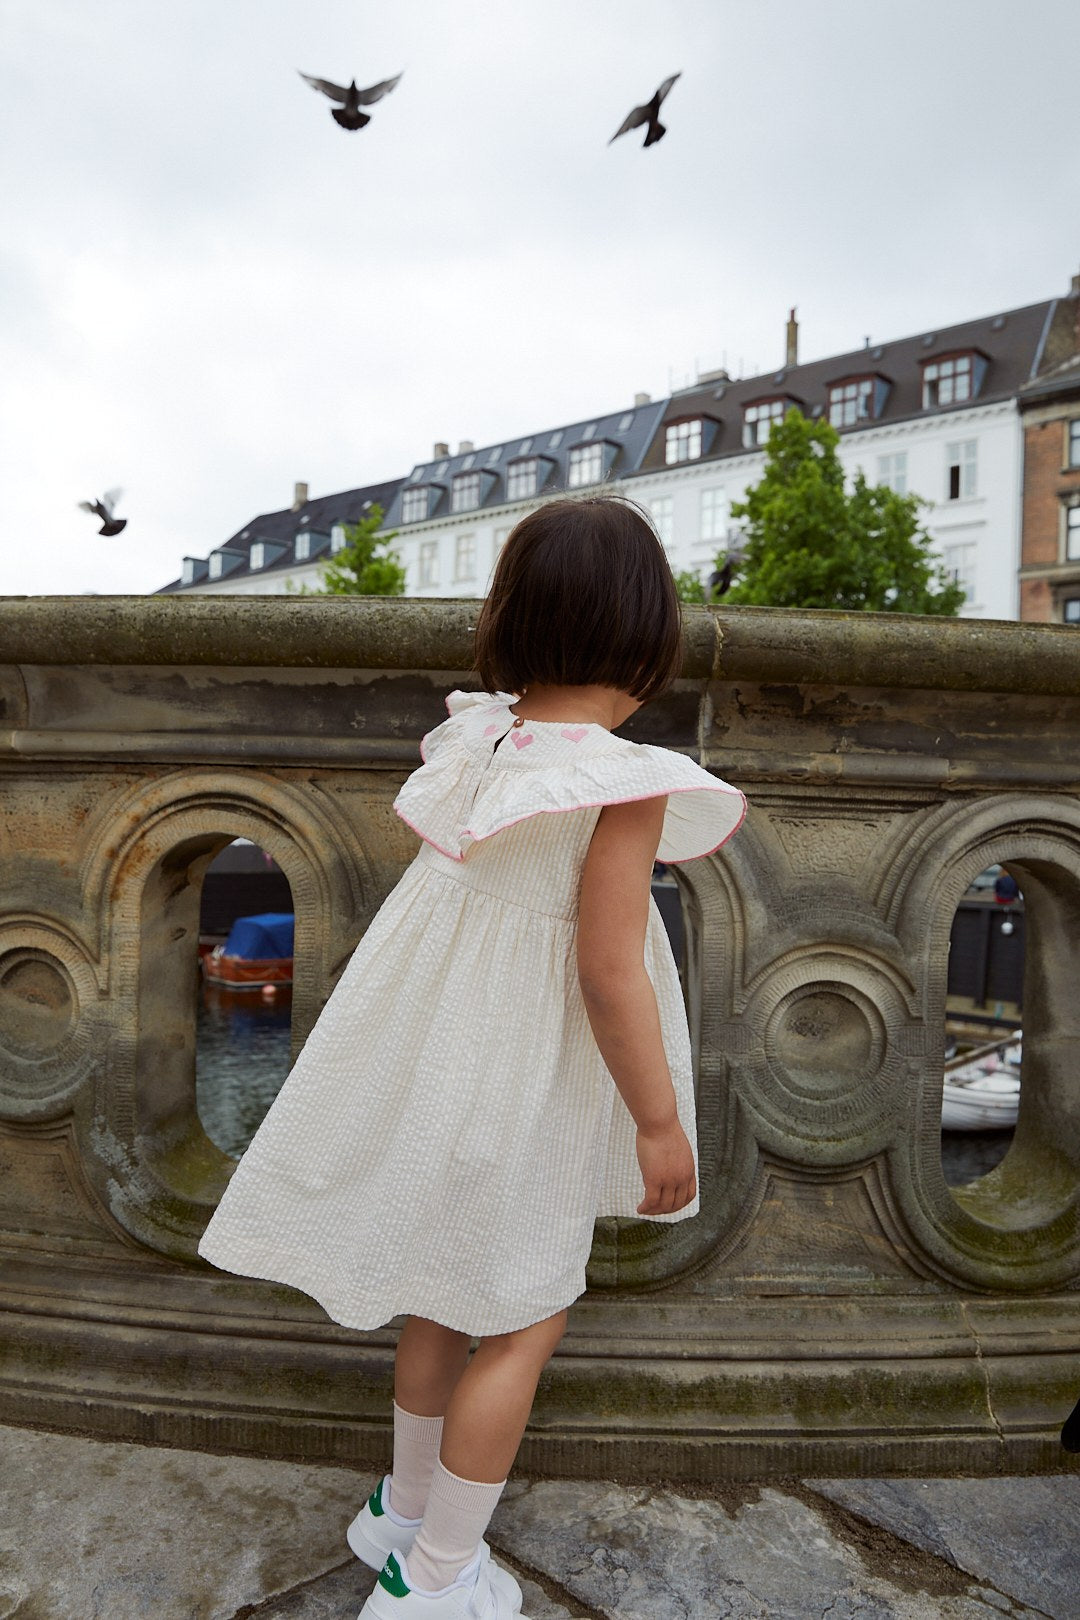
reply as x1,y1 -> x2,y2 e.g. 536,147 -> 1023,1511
490,1478 -> 1043,1619
0,1425 -> 375,1619
2,598 -> 1080,1475
806,1476 -> 1080,1620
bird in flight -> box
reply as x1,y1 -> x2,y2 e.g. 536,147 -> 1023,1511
708,545 -> 746,599
609,73 -> 681,148
298,70 -> 403,130
78,489 -> 127,537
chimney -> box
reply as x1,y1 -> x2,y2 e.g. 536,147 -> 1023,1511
785,308 -> 799,368
291,481 -> 308,511
633,391 -> 651,407
433,441 -> 450,458
458,439 -> 474,454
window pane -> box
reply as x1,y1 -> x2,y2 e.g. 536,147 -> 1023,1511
1067,507 -> 1080,561
1069,421 -> 1080,468
651,497 -> 673,544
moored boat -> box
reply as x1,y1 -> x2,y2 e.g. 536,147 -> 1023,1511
941,1032 -> 1021,1130
202,912 -> 294,989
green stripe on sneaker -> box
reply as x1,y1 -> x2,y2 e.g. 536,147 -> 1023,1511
368,1479 -> 386,1517
378,1552 -> 411,1598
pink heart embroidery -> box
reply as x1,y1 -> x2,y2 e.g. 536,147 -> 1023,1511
483,723 -> 501,736
511,731 -> 534,750
561,726 -> 588,743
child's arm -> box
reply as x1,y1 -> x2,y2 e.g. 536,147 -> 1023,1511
577,796 -> 697,1217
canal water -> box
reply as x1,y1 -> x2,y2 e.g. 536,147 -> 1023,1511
195,984 -> 293,1160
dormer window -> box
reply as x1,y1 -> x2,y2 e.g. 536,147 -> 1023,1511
294,532 -> 311,561
827,376 -> 885,427
508,458 -> 538,500
743,398 -> 789,448
665,418 -> 703,464
568,442 -> 604,487
181,557 -> 199,585
330,523 -> 347,553
402,486 -> 430,524
451,471 -> 481,513
207,548 -> 243,581
922,351 -> 986,409
250,542 -> 267,569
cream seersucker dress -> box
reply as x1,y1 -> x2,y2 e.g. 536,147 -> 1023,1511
197,690 -> 747,1335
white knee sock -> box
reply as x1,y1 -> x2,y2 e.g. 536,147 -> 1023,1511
404,1459 -> 508,1593
388,1401 -> 444,1521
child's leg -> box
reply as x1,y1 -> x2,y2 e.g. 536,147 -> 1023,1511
389,1315 -> 472,1518
406,1308 -> 568,1592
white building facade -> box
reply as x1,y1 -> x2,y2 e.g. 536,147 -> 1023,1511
160,299 -> 1056,625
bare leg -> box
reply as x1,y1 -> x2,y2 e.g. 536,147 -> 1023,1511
395,1315 -> 472,1417
439,1308 -> 569,1483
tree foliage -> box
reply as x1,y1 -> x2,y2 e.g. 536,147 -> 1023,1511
673,569 -> 707,604
722,409 -> 965,615
292,504 -> 406,596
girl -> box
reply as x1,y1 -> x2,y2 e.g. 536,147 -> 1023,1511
198,495 -> 747,1618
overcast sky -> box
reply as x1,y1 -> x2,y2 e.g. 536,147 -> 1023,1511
2,0 -> 1078,596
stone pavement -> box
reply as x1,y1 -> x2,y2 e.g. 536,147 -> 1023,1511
1,1424 -> 1077,1619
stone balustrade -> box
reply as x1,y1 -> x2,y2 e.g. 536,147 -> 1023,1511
1,595 -> 1079,1480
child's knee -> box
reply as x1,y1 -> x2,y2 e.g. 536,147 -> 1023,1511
484,1307 -> 568,1361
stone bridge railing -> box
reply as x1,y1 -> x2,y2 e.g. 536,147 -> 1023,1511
2,595 -> 1079,1481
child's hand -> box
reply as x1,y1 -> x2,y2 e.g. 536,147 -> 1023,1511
635,1119 -> 697,1215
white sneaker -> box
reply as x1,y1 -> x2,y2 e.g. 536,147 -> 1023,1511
348,1475 -> 522,1614
358,1545 -> 526,1618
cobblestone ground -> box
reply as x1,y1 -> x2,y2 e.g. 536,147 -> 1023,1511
1,1425 -> 1077,1619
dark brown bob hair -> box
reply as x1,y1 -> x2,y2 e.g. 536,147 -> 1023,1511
472,496 -> 683,703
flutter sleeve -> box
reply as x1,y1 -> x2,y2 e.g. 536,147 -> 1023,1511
394,698 -> 746,865
458,739 -> 747,864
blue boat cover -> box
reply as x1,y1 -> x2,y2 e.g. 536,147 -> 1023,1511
223,912 -> 295,959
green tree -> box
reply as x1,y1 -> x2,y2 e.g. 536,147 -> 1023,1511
291,504 -> 406,596
722,409 -> 965,615
673,569 -> 707,604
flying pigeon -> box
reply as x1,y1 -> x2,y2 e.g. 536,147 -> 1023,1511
707,546 -> 745,599
609,73 -> 681,148
298,70 -> 403,130
78,488 -> 127,537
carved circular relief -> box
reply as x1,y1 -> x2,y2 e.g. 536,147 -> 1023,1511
0,951 -> 77,1057
739,952 -> 912,1154
0,928 -> 102,1121
766,986 -> 878,1097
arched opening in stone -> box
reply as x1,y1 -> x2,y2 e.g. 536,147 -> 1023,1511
941,862 -> 1024,1190
133,829 -> 301,1232
196,838 -> 295,1159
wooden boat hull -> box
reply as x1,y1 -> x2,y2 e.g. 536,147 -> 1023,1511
201,951 -> 292,989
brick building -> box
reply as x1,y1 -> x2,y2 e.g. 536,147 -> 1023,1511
1018,271 -> 1080,624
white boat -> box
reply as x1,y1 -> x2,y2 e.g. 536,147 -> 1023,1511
941,1033 -> 1021,1130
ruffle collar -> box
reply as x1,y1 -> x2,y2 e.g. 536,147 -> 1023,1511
394,689 -> 747,865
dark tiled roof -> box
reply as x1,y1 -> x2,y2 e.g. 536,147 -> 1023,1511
382,400 -> 668,528
633,300 -> 1056,473
156,479 -> 403,593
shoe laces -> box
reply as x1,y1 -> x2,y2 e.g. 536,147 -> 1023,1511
464,1559 -> 500,1619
